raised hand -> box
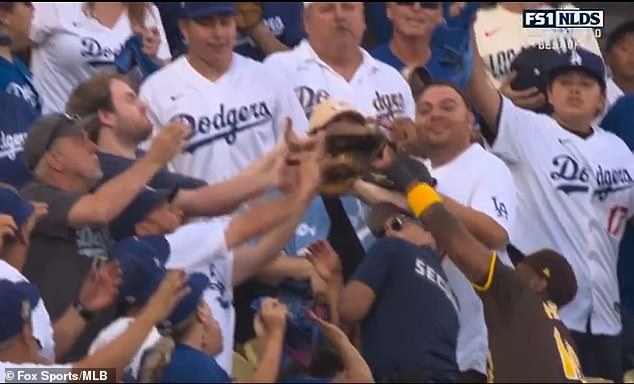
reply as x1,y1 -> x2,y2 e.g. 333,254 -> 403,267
307,240 -> 342,282
500,71 -> 547,111
259,298 -> 288,335
78,261 -> 122,312
143,269 -> 190,323
145,122 -> 190,166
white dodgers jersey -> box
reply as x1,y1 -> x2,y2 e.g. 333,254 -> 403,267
491,97 -> 634,336
263,39 -> 416,122
426,144 -> 518,374
30,2 -> 171,114
139,53 -> 308,183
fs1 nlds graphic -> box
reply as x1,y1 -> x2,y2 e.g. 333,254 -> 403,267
523,9 -> 604,38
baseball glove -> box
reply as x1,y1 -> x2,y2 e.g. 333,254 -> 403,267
234,2 -> 263,30
314,120 -> 387,196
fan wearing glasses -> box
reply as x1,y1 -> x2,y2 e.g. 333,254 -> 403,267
339,202 -> 460,383
371,2 -> 477,90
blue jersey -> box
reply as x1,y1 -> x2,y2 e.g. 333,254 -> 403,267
0,92 -> 39,188
0,56 -> 41,113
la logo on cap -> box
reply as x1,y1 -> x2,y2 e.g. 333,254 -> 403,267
570,50 -> 582,66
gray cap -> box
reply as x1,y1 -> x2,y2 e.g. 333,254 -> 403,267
23,113 -> 95,172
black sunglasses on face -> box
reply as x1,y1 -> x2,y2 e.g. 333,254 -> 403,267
396,2 -> 441,9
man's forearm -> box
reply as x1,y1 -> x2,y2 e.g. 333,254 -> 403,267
352,180 -> 408,210
255,255 -> 313,284
441,195 -> 509,249
248,331 -> 284,383
53,307 -> 87,359
413,193 -> 493,284
233,194 -> 311,286
244,23 -> 290,55
175,171 -> 272,217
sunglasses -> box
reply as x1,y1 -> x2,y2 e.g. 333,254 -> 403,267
396,2 -> 441,9
379,215 -> 410,238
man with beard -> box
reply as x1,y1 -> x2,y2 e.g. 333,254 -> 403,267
66,73 -> 293,219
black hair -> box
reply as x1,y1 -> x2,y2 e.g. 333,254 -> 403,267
415,80 -> 475,113
606,20 -> 634,53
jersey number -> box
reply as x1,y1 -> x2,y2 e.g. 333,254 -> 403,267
608,206 -> 629,236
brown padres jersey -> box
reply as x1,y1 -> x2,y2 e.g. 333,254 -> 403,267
474,256 -> 584,383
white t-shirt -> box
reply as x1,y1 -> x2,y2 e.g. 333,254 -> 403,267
0,260 -> 55,362
88,317 -> 161,382
30,2 -> 171,114
0,362 -> 71,383
139,53 -> 308,184
491,96 -> 634,335
165,219 -> 235,373
425,144 -> 517,374
264,39 -> 416,122
474,3 -> 602,89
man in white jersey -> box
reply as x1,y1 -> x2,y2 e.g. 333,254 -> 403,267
413,81 -> 518,380
263,2 -> 416,279
139,2 -> 308,184
469,29 -> 634,380
30,2 -> 171,114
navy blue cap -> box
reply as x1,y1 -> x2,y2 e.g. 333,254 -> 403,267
180,2 -> 236,20
160,273 -> 209,331
111,236 -> 171,306
510,46 -> 562,114
0,185 -> 34,231
0,280 -> 40,342
548,47 -> 606,90
108,187 -> 171,241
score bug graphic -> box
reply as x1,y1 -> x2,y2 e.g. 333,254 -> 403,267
523,9 -> 604,38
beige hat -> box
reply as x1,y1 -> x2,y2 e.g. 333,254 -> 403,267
308,99 -> 366,134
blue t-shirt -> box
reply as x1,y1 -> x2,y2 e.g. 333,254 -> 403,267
601,94 -> 634,314
160,343 -> 231,383
234,2 -> 305,62
0,56 -> 41,113
0,92 -> 39,189
371,26 -> 473,90
352,237 -> 459,382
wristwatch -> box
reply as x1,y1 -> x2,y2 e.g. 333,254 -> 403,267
73,300 -> 94,322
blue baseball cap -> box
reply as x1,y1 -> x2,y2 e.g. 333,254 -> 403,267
160,273 -> 209,331
108,187 -> 172,241
0,280 -> 40,342
548,47 -> 606,90
180,2 -> 236,20
0,185 -> 35,231
111,236 -> 171,306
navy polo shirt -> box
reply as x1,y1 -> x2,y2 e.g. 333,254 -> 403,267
98,152 -> 207,190
0,92 -> 39,189
352,237 -> 459,382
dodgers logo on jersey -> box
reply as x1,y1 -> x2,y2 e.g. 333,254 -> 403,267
372,91 -> 406,121
171,101 -> 273,153
5,83 -> 38,109
0,131 -> 27,161
295,86 -> 330,117
209,264 -> 232,309
550,154 -> 634,200
80,37 -> 123,67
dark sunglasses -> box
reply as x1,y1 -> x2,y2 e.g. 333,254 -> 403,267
396,2 -> 441,9
380,215 -> 409,238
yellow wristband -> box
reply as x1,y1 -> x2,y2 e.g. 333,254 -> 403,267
406,183 -> 443,217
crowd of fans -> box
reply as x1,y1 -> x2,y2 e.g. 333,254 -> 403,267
1,1 -> 634,383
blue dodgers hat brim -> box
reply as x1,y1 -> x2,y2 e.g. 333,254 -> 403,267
0,280 -> 39,342
0,187 -> 35,230
180,2 -> 236,20
163,273 -> 209,329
